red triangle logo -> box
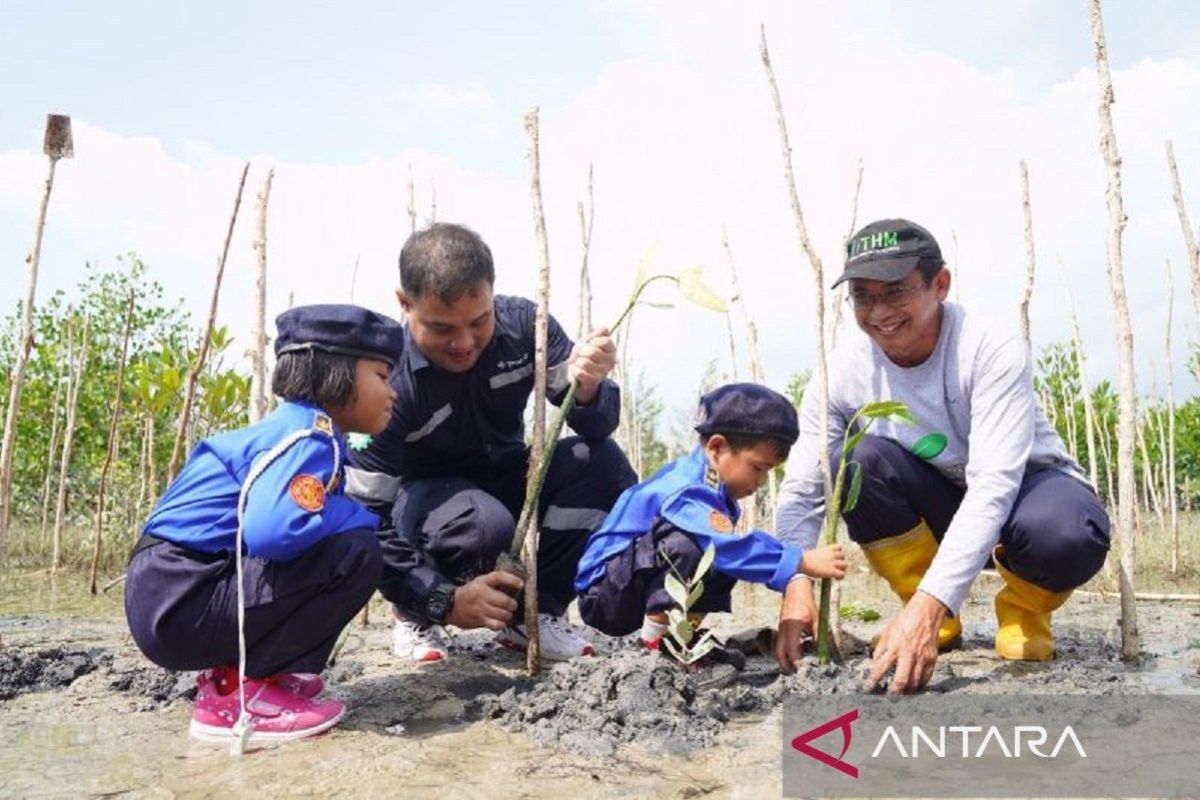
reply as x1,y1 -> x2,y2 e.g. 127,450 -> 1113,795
790,708 -> 860,779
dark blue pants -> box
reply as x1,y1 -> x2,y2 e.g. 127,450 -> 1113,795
384,436 -> 636,619
125,528 -> 381,677
839,435 -> 1110,591
578,523 -> 737,637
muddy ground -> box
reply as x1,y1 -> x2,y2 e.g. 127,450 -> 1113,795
1,569 -> 1198,799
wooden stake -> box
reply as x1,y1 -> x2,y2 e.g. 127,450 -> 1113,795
406,163 -> 417,235
523,107 -> 551,675
89,288 -> 136,593
167,163 -> 250,482
1165,140 -> 1200,323
1019,161 -> 1036,353
0,114 -> 73,554
1090,0 -> 1140,660
1060,257 -> 1100,494
577,164 -> 595,339
248,168 -> 274,425
760,27 -> 837,660
1164,260 -> 1180,574
52,313 -> 91,572
39,366 -> 65,550
829,158 -> 864,350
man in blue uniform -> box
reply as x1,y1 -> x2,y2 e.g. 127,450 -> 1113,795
347,223 -> 637,662
125,304 -> 403,745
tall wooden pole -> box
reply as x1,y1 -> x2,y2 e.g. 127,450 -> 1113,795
89,288 -> 136,593
577,164 -> 595,339
0,114 -> 73,555
1163,260 -> 1179,574
1090,0 -> 1139,660
523,108 -> 550,675
1165,141 -> 1200,323
1019,161 -> 1036,353
52,314 -> 91,572
167,163 -> 250,482
248,168 -> 274,424
829,158 -> 864,350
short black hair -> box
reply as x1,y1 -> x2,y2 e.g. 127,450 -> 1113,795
400,222 -> 495,304
915,257 -> 944,283
271,350 -> 358,409
700,431 -> 792,461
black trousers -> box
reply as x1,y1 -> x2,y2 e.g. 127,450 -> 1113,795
124,528 -> 380,677
382,436 -> 636,619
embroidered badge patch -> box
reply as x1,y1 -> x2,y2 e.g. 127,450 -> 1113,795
289,474 -> 326,512
313,413 -> 334,435
709,510 -> 734,534
704,466 -> 720,490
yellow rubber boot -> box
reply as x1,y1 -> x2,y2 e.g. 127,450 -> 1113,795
861,521 -> 962,651
992,546 -> 1072,661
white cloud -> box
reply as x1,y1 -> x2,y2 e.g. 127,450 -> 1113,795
2,5 -> 1199,441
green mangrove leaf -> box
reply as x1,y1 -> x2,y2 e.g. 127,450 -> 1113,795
859,400 -> 917,425
670,617 -> 694,645
910,432 -> 948,460
662,636 -> 683,661
676,265 -> 728,313
664,573 -> 689,609
842,461 -> 863,514
695,543 -> 716,581
686,580 -> 705,609
687,638 -> 717,664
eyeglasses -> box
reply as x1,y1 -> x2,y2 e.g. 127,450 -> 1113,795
845,280 -> 929,311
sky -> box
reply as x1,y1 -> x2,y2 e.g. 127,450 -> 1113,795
3,0 -> 1200,439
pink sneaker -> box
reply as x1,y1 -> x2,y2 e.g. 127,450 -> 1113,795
189,668 -> 345,745
271,672 -> 325,698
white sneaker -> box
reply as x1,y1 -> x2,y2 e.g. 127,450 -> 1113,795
392,617 -> 450,663
496,613 -> 596,661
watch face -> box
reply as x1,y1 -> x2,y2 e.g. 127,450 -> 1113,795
426,587 -> 451,622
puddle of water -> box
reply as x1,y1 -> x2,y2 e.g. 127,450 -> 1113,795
0,569 -> 124,619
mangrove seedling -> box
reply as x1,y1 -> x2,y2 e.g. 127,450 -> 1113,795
497,254 -> 728,578
660,543 -> 719,665
816,399 -> 916,664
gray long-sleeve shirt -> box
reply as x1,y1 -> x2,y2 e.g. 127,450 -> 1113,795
776,302 -> 1083,613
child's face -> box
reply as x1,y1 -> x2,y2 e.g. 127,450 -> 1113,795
331,358 -> 396,435
704,436 -> 783,501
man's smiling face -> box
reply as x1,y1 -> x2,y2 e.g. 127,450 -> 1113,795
850,267 -> 950,367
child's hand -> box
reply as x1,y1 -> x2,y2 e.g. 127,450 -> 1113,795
800,544 -> 848,579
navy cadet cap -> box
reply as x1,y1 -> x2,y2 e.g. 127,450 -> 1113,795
832,218 -> 944,288
693,383 -> 799,444
274,304 -> 405,367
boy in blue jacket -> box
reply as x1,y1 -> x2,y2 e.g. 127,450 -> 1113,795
125,304 -> 404,746
575,383 -> 846,658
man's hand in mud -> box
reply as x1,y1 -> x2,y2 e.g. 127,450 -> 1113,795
866,591 -> 947,695
447,571 -> 524,631
776,577 -> 817,673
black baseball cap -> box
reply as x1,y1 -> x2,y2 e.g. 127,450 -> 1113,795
832,218 -> 944,288
694,383 -> 799,445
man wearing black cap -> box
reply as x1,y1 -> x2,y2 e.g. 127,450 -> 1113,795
346,223 -> 637,663
775,219 -> 1110,693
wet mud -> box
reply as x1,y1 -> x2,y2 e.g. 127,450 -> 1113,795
2,572 -> 1198,798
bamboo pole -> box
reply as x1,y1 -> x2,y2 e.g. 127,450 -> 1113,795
1090,0 -> 1139,660
167,162 -> 250,482
760,27 -> 837,659
829,158 -> 864,350
721,227 -> 765,385
52,314 -> 91,572
406,163 -> 417,235
248,168 -> 274,424
0,114 -> 73,551
1165,141 -> 1200,322
1059,256 -> 1100,491
522,107 -> 550,674
38,366 -> 65,550
1019,161 -> 1036,353
89,289 -> 136,593
1164,260 -> 1180,574
577,164 -> 595,339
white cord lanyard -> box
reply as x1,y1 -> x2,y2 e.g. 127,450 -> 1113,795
230,427 -> 341,755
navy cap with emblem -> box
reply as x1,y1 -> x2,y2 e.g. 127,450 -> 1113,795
693,383 -> 799,444
832,218 -> 944,288
275,304 -> 405,367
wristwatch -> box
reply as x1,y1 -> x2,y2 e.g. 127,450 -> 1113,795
424,583 -> 457,625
